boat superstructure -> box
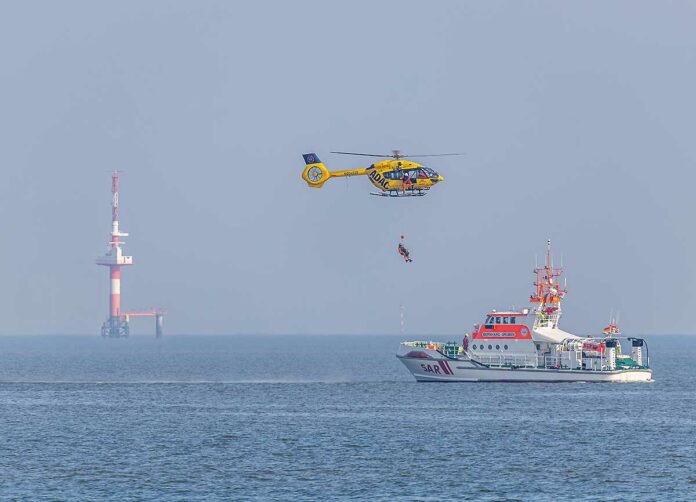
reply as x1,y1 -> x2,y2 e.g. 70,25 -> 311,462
396,241 -> 652,382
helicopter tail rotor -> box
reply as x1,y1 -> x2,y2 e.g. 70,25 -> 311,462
301,153 -> 331,188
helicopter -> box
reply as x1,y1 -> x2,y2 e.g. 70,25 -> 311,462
301,150 -> 457,197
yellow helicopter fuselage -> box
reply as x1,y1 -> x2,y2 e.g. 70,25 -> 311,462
301,154 -> 444,195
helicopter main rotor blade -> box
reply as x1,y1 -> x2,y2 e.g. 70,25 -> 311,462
330,151 -> 389,157
331,151 -> 464,159
403,153 -> 463,157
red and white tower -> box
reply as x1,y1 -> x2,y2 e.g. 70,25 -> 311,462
96,171 -> 133,337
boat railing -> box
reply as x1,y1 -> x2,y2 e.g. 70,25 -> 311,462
403,341 -> 461,359
470,352 -> 649,371
469,354 -> 539,368
471,353 -> 590,369
533,310 -> 561,330
471,353 -> 578,369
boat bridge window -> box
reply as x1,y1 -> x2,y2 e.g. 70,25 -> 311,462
485,315 -> 518,326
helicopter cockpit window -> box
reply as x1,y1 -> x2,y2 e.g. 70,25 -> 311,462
418,169 -> 428,178
423,167 -> 439,178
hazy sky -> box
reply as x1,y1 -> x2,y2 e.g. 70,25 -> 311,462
1,1 -> 695,335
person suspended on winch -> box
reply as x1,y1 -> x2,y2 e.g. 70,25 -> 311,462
398,235 -> 413,263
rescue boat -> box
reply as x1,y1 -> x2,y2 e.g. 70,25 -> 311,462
396,241 -> 652,382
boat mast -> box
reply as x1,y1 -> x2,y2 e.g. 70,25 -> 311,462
603,310 -> 621,336
530,239 -> 567,329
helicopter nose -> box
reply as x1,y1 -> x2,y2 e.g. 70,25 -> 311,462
435,175 -> 444,183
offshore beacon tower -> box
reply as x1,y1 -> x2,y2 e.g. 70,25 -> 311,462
96,171 -> 164,338
96,171 -> 133,337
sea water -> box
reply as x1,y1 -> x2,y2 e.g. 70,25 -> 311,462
0,334 -> 694,501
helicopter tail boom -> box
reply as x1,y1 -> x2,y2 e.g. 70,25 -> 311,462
301,152 -> 368,188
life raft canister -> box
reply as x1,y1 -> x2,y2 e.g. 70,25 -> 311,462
582,342 -> 606,353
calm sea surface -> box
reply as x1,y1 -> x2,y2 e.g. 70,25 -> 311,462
0,334 -> 694,501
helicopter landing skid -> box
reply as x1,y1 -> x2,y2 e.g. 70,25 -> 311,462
370,191 -> 426,197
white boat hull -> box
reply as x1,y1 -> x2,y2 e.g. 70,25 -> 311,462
396,350 -> 652,383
